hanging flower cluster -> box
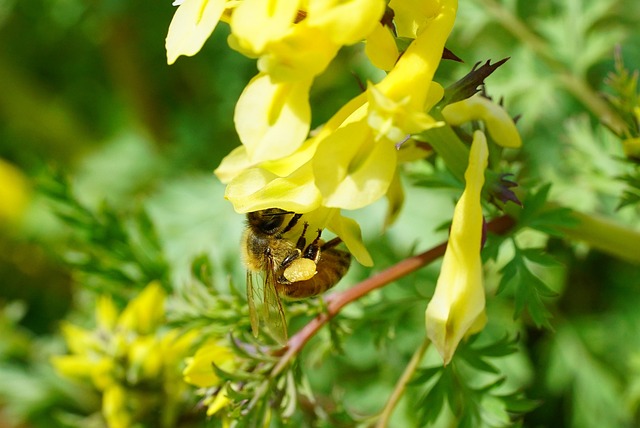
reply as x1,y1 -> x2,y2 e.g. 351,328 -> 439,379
166,0 -> 522,363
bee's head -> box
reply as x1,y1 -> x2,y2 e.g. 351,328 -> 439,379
246,209 -> 291,235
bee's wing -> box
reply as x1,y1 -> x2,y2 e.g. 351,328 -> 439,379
263,260 -> 288,343
246,270 -> 260,338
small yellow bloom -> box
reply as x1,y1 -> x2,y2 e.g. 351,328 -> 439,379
183,339 -> 235,388
204,387 -> 231,416
118,281 -> 166,334
183,339 -> 237,417
425,130 -> 489,365
103,385 -> 131,428
441,93 -> 522,148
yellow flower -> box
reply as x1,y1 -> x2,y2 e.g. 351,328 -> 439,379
52,282 -> 197,427
183,339 -> 237,417
183,339 -> 235,388
425,130 -> 489,365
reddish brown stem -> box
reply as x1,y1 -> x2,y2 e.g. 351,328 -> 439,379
270,215 -> 516,377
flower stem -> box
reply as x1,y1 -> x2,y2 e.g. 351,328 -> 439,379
375,338 -> 431,428
563,209 -> 640,264
418,122 -> 470,181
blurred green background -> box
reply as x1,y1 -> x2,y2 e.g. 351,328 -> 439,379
1,0 -> 640,427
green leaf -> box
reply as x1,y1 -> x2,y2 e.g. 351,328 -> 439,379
498,249 -> 555,328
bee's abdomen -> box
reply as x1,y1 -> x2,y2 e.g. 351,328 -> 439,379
278,249 -> 351,299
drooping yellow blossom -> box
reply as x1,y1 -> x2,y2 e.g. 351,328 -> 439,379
425,130 -> 489,365
216,0 -> 458,264
0,159 -> 30,226
183,339 -> 237,416
52,282 -> 198,428
441,93 -> 522,148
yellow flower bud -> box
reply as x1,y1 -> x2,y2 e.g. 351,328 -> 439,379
441,94 -> 522,148
425,130 -> 489,365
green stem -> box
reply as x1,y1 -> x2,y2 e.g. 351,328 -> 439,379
375,338 -> 431,428
563,209 -> 640,264
418,122 -> 470,181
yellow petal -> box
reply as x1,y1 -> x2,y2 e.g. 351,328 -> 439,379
204,387 -> 231,416
365,23 -> 399,71
118,282 -> 166,334
441,94 -> 522,148
166,0 -> 228,64
425,130 -> 488,365
128,337 -> 163,380
326,213 -> 373,266
51,355 -> 96,380
224,164 -> 322,213
231,0 -> 300,54
103,385 -> 131,428
314,121 -> 397,210
183,340 -> 235,388
376,0 -> 457,107
388,0 -> 440,38
235,74 -> 312,163
214,145 -> 253,184
367,84 -> 442,142
257,24 -> 339,81
307,0 -> 385,46
96,295 -> 118,331
59,322 -> 93,355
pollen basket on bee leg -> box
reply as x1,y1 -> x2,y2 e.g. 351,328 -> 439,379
283,258 -> 317,282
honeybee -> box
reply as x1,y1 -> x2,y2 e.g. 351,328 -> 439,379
242,208 -> 351,342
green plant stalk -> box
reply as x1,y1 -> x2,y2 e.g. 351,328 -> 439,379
563,209 -> 640,264
375,338 -> 431,428
419,123 -> 470,181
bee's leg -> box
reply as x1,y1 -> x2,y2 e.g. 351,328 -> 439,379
280,213 -> 302,235
281,248 -> 302,269
321,237 -> 343,250
303,229 -> 323,263
279,222 -> 309,272
295,222 -> 309,251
